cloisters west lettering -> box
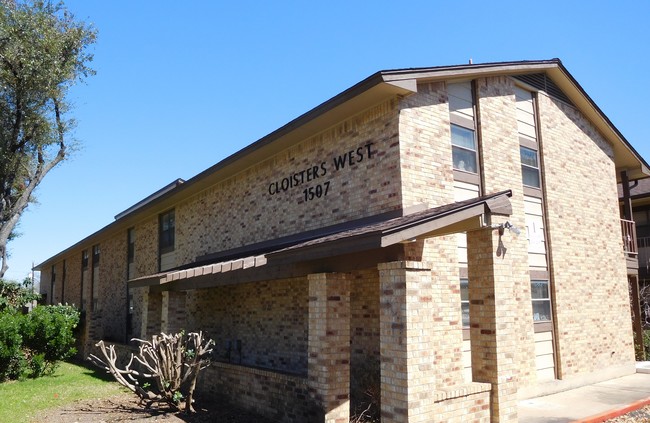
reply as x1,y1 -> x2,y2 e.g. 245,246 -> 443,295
267,142 -> 375,202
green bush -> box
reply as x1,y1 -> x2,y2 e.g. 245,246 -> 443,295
0,305 -> 80,380
21,305 -> 80,375
27,352 -> 47,378
0,311 -> 25,381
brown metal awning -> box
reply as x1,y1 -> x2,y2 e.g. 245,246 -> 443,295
128,190 -> 512,291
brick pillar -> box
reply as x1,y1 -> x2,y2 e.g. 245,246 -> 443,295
142,288 -> 162,338
308,273 -> 351,423
161,291 -> 187,334
378,261 -> 436,423
467,224 -> 518,423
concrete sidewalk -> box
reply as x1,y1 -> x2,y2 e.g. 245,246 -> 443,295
519,365 -> 650,423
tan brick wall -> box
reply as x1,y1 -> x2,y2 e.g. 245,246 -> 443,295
435,391 -> 491,423
350,268 -> 380,414
379,261 -> 438,423
398,81 -> 455,209
175,100 -> 402,266
476,76 -> 537,387
537,92 -> 635,376
308,272 -> 351,423
397,81 -> 467,391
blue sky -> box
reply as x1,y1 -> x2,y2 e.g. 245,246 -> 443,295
4,0 -> 650,283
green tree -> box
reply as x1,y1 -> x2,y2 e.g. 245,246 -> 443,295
0,277 -> 39,310
0,0 -> 96,277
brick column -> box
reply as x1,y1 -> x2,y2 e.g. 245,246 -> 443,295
467,224 -> 519,423
142,288 -> 162,338
378,261 -> 436,423
161,291 -> 187,334
308,273 -> 351,423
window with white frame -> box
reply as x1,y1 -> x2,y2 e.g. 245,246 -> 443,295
521,146 -> 541,188
460,278 -> 470,327
531,279 -> 551,322
451,124 -> 478,174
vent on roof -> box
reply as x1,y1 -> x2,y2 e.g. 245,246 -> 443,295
513,73 -> 573,106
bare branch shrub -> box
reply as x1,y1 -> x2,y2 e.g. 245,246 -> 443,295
89,331 -> 214,412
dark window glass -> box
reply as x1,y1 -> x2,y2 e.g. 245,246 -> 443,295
92,245 -> 100,266
82,250 -> 89,270
159,210 -> 175,254
451,125 -> 478,174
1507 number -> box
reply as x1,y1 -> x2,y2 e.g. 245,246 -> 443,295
303,181 -> 330,202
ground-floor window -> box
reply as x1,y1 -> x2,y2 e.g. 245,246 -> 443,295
531,279 -> 551,322
460,277 -> 469,327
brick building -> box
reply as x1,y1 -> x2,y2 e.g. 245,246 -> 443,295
36,59 -> 649,422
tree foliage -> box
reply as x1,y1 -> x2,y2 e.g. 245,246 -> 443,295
0,0 -> 96,277
0,277 -> 39,310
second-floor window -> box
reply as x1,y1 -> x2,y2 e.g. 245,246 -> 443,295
159,210 -> 175,255
521,146 -> 541,188
451,124 -> 478,174
92,245 -> 100,266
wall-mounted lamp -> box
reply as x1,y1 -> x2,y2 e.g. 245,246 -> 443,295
503,221 -> 521,236
490,221 -> 521,236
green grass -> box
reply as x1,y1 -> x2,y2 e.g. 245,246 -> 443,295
0,361 -> 126,423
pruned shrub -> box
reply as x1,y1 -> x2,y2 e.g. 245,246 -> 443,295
89,331 -> 214,413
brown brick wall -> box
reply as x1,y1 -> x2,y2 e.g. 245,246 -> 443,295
97,233 -> 128,343
185,278 -> 308,375
199,363 -> 315,422
538,92 -> 635,377
135,216 -> 159,277
39,266 -> 52,304
63,253 -> 82,308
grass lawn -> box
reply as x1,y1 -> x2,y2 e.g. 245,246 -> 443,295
0,360 -> 126,423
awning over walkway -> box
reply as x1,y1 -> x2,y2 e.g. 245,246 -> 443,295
129,190 -> 512,290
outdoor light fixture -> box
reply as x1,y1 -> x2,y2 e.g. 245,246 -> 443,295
503,221 -> 521,235
489,221 -> 521,236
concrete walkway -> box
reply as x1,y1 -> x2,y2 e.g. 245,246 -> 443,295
519,365 -> 650,422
